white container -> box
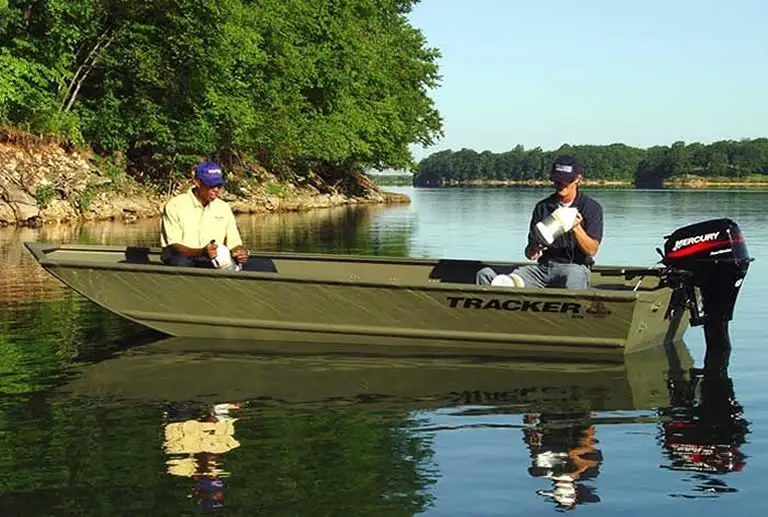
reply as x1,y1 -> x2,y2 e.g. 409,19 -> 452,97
211,244 -> 241,271
491,273 -> 526,288
534,206 -> 578,246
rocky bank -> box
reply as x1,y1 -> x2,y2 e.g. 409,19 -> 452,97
0,137 -> 408,227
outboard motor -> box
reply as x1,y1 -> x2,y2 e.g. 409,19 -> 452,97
660,218 -> 752,373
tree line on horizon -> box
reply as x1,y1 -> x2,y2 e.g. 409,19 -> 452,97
0,0 -> 442,185
413,139 -> 768,187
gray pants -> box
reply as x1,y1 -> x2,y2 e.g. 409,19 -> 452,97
475,262 -> 591,289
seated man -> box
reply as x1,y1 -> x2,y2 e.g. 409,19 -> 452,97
476,155 -> 603,289
161,161 -> 249,269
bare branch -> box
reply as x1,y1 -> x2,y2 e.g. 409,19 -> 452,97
60,26 -> 119,112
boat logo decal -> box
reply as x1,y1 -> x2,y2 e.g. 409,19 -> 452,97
585,300 -> 612,317
446,296 -> 581,314
671,231 -> 720,251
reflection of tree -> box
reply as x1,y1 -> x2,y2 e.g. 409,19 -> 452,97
0,297 -> 146,397
1,222 -> 161,305
0,397 -> 436,515
162,401 -> 437,513
236,204 -> 414,256
223,407 -> 436,515
523,413 -> 602,510
658,371 -> 748,490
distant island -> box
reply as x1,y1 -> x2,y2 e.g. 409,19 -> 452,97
412,139 -> 768,188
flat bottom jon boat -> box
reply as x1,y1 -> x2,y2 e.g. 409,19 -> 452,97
25,218 -> 752,360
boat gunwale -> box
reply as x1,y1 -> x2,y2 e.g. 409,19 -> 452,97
25,242 -> 661,302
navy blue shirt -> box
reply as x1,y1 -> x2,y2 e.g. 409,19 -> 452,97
527,191 -> 603,266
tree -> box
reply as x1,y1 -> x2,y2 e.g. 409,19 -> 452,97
1,0 -> 444,181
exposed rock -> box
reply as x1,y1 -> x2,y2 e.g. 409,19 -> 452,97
0,200 -> 15,225
111,196 -> 159,215
39,199 -> 78,223
0,135 -> 410,227
0,182 -> 40,223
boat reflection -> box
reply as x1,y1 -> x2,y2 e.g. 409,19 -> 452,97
61,337 -> 694,411
58,337 -> 747,511
659,369 -> 748,495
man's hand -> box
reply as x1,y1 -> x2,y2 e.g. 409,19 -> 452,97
573,210 -> 584,228
203,241 -> 218,259
231,245 -> 249,265
525,242 -> 545,261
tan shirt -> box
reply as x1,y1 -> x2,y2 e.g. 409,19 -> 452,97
161,189 -> 243,250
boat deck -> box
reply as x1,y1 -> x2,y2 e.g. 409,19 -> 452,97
31,244 -> 664,293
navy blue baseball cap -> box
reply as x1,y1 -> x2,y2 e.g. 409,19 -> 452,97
194,161 -> 225,187
550,155 -> 581,183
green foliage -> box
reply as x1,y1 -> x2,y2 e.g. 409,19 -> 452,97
92,153 -> 127,186
0,0 -> 442,179
34,182 -> 56,207
266,182 -> 284,197
414,139 -> 768,187
76,184 -> 100,213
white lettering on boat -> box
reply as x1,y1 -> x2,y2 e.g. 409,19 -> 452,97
672,231 -> 720,251
446,296 -> 581,314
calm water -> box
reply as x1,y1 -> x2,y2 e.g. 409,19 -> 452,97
1,187 -> 766,516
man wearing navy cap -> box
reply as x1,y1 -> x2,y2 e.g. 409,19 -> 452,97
476,155 -> 603,289
161,161 -> 250,268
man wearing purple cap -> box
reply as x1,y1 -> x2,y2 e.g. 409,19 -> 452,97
476,155 -> 603,289
160,161 -> 250,268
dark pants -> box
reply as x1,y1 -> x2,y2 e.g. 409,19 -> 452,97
163,254 -> 215,268
163,254 -> 277,273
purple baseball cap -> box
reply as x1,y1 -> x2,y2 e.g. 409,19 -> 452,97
550,155 -> 581,183
194,161 -> 225,187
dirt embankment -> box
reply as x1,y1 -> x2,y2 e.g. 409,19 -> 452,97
0,138 -> 409,227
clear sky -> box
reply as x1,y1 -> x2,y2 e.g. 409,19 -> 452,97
407,0 -> 768,160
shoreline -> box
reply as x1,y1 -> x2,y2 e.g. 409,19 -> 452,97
0,188 -> 411,228
0,140 -> 410,227
414,179 -> 768,189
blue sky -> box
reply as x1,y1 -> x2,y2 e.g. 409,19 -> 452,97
407,0 -> 768,160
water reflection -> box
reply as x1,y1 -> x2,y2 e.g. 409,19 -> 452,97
660,370 -> 748,496
238,204 -> 413,256
60,337 -> 693,409
524,413 -> 602,510
0,328 -> 750,514
0,203 -> 411,306
164,402 -> 242,511
51,337 -> 700,512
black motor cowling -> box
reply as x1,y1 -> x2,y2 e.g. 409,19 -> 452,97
662,218 -> 751,324
661,219 -> 752,374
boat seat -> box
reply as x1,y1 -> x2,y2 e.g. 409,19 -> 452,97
243,257 -> 278,273
428,259 -> 487,284
122,247 -> 153,264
